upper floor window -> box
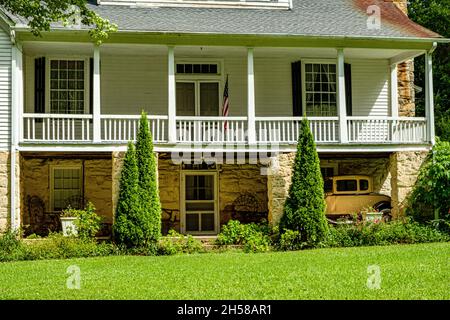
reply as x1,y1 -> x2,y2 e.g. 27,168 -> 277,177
304,63 -> 337,117
49,59 -> 87,114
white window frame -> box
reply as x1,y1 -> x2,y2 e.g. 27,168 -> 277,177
45,56 -> 90,114
180,170 -> 219,235
49,165 -> 83,212
176,80 -> 222,116
301,59 -> 338,117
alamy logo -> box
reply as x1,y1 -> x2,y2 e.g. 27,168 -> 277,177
367,265 -> 381,290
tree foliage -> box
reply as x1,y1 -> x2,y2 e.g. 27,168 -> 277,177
0,0 -> 117,44
135,111 -> 162,244
280,118 -> 329,246
407,139 -> 450,223
408,0 -> 450,140
113,142 -> 143,247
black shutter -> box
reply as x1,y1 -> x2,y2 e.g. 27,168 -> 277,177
34,57 -> 45,113
344,63 -> 352,116
292,61 -> 302,116
89,58 -> 93,115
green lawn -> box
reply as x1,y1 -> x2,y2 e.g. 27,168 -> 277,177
0,242 -> 449,300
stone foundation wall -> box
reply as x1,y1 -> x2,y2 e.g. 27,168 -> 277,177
389,151 -> 428,218
111,151 -> 125,222
158,155 -> 181,233
0,152 -> 9,231
21,156 -> 113,228
398,60 -> 415,117
219,164 -> 268,226
267,153 -> 295,226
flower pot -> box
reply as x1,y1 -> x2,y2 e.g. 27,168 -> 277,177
60,217 -> 78,236
365,212 -> 383,222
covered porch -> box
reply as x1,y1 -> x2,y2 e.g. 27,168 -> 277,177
15,43 -> 435,150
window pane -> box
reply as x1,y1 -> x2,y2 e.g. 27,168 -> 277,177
336,180 -> 357,192
200,83 -> 219,116
185,175 -> 214,201
176,82 -> 195,116
304,63 -> 338,117
53,168 -> 82,210
201,214 -> 215,231
186,214 -> 199,232
360,180 -> 369,191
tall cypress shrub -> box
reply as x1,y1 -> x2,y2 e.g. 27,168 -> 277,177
280,118 -> 328,246
135,111 -> 162,244
113,142 -> 143,247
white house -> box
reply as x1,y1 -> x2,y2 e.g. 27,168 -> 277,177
0,0 -> 447,236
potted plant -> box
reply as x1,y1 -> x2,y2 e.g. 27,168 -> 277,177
60,206 -> 80,236
362,206 -> 383,223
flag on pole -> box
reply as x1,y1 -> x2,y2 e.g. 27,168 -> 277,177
222,75 -> 230,130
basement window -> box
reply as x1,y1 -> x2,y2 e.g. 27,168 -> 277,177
51,166 -> 83,211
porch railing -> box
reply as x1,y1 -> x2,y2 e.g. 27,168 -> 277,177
101,115 -> 168,143
347,117 -> 428,144
176,116 -> 247,143
22,114 -> 93,142
256,117 -> 340,144
21,114 -> 429,146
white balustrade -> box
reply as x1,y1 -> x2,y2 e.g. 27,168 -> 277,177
176,117 -> 247,143
256,117 -> 340,144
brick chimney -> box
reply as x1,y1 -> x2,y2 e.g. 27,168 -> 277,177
387,0 -> 415,116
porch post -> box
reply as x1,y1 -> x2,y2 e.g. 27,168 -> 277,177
168,46 -> 177,144
247,48 -> 256,145
425,52 -> 435,145
93,46 -> 101,143
11,44 -> 23,231
336,49 -> 348,143
390,63 -> 399,118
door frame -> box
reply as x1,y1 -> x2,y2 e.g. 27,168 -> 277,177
180,170 -> 219,235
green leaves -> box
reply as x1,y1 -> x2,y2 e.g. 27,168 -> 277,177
1,0 -> 117,44
279,118 -> 328,247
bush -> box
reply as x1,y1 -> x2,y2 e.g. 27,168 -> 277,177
324,219 -> 449,248
0,230 -> 119,262
216,220 -> 271,253
406,140 -> 450,225
113,142 -> 144,248
279,118 -> 328,247
69,202 -> 102,240
158,230 -> 203,255
277,229 -> 303,251
136,111 -> 162,244
0,229 -> 28,262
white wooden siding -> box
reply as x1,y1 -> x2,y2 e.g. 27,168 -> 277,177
349,59 -> 390,116
23,53 -> 391,118
0,29 -> 11,150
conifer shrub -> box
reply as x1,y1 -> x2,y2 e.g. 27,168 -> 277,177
279,118 -> 329,247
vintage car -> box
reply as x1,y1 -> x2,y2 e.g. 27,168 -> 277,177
324,175 -> 392,221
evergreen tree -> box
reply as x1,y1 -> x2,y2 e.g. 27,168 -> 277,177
113,142 -> 143,247
280,118 -> 329,246
135,111 -> 162,244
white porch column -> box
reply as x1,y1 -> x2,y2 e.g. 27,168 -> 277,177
247,48 -> 256,145
168,46 -> 177,144
336,49 -> 348,143
93,46 -> 101,142
425,52 -> 435,145
11,44 -> 23,231
390,63 -> 399,118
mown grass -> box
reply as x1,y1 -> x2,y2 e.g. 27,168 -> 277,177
0,242 -> 448,300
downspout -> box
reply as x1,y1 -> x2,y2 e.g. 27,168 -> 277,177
428,42 -> 438,221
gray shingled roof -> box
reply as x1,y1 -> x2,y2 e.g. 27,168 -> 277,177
84,0 -> 441,39
5,0 -> 442,39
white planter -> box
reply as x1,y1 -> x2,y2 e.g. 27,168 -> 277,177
365,212 -> 383,222
60,217 -> 78,236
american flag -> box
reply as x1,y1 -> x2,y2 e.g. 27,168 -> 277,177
222,75 -> 229,130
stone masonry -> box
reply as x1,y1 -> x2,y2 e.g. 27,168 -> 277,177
389,151 -> 428,218
21,156 -> 113,229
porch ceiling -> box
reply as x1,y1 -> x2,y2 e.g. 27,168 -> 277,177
22,42 -> 424,61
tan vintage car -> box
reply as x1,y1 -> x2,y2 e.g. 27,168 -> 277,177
324,175 -> 392,220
